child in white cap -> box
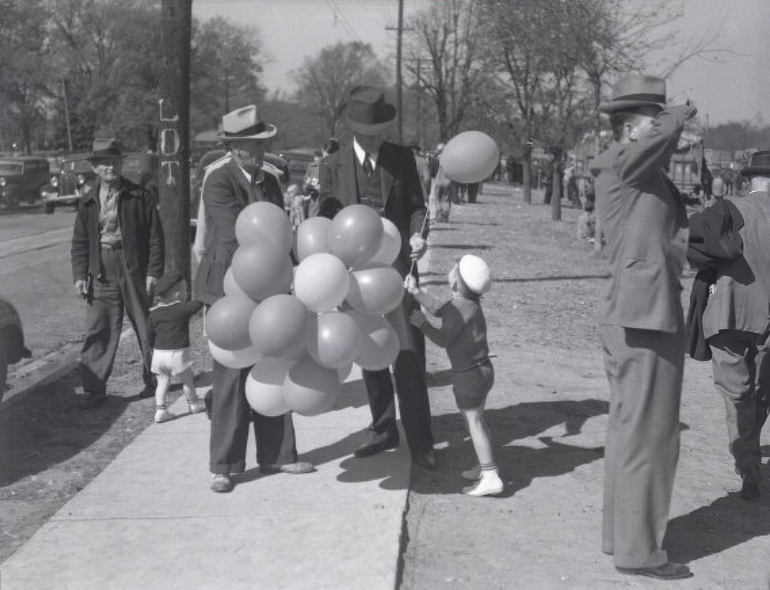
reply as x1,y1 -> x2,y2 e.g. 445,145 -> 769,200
407,254 -> 503,496
148,274 -> 206,423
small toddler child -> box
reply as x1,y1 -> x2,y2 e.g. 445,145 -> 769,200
148,273 -> 205,423
406,254 -> 503,497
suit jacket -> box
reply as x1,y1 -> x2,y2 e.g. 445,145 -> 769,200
590,105 -> 695,332
702,191 -> 770,339
193,155 -> 284,304
317,141 -> 427,277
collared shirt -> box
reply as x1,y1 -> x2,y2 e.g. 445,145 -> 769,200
353,138 -> 379,171
99,183 -> 122,246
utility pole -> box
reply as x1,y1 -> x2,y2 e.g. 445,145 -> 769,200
386,0 -> 407,144
61,77 -> 73,153
159,0 -> 192,287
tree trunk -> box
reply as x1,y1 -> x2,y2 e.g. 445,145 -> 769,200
551,149 -> 562,222
522,148 -> 532,204
158,0 -> 192,288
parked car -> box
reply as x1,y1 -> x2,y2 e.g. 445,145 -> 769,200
0,296 -> 31,400
0,156 -> 50,209
42,153 -> 94,213
43,151 -> 160,214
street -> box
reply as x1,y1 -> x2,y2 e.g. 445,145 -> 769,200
0,206 -> 83,370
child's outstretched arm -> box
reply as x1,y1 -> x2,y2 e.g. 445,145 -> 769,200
404,276 -> 446,316
409,303 -> 463,349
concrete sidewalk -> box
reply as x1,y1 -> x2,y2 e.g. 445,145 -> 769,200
1,367 -> 410,590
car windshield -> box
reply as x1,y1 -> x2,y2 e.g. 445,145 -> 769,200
0,162 -> 23,175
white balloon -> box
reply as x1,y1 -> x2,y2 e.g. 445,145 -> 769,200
364,218 -> 402,268
245,356 -> 295,416
208,340 -> 262,369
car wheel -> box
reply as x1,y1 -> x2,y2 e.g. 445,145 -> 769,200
0,341 -> 8,403
44,203 -> 55,214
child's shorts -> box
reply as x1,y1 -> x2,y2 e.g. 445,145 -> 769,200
452,359 -> 495,410
151,349 -> 192,376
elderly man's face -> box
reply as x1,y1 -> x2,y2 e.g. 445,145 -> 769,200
234,139 -> 267,166
91,157 -> 122,186
355,134 -> 384,155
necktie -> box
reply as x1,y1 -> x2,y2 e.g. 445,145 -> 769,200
363,155 -> 374,178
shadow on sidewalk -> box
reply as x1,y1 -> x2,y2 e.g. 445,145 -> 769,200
664,476 -> 770,563
0,372 -> 131,488
410,399 -> 609,498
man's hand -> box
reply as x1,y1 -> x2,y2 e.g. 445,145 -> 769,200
409,234 -> 427,261
74,279 -> 88,299
403,275 -> 420,295
409,309 -> 426,328
146,276 -> 157,297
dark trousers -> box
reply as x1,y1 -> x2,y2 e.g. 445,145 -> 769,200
600,324 -> 684,569
79,247 -> 153,397
708,330 -> 767,484
209,360 -> 297,475
361,324 -> 434,456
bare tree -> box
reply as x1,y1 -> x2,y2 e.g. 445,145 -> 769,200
292,41 -> 388,138
404,0 -> 484,142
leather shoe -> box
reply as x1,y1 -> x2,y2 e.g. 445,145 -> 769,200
76,395 -> 106,410
258,461 -> 315,475
740,480 -> 761,500
413,450 -> 436,470
210,474 -> 234,493
353,437 -> 399,458
616,562 -> 692,580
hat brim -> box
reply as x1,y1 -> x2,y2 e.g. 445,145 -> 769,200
216,124 -> 277,141
599,100 -> 665,114
87,150 -> 123,161
740,166 -> 770,177
339,103 -> 397,135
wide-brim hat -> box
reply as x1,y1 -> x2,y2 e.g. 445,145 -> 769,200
599,74 -> 667,114
741,150 -> 770,177
216,105 -> 277,141
87,137 -> 123,161
338,86 -> 397,135
458,254 -> 491,295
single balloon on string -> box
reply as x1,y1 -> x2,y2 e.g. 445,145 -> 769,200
346,266 -> 404,315
327,204 -> 383,268
307,311 -> 362,369
230,240 -> 293,302
235,201 -> 293,252
205,295 -> 258,351
283,356 -> 341,416
245,356 -> 294,416
293,253 -> 350,313
440,131 -> 500,184
249,294 -> 309,358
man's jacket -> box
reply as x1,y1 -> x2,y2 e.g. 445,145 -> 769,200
193,156 -> 284,305
590,105 -> 695,332
685,199 -> 744,360
317,141 -> 427,277
71,177 -> 164,283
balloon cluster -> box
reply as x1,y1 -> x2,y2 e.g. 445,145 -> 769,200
205,202 -> 404,417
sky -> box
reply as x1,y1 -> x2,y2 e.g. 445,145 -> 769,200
191,0 -> 770,127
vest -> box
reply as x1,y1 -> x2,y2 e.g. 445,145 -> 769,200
355,156 -> 383,212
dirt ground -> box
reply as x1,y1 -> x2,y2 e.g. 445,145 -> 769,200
2,183 -> 770,589
400,183 -> 770,589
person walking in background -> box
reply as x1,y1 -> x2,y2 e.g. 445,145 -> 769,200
430,160 -> 456,223
148,273 -> 206,424
701,150 -> 770,501
591,74 -> 696,581
303,138 -> 339,218
317,85 -> 435,470
194,105 -> 314,493
71,137 -> 164,410
407,255 -> 502,497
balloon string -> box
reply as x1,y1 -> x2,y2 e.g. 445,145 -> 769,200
408,210 -> 430,277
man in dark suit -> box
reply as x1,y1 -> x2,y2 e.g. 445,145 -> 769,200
193,105 -> 313,493
703,150 -> 770,501
591,74 -> 696,581
317,86 -> 435,469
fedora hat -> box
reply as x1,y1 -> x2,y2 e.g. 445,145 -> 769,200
216,105 -> 277,141
87,137 -> 123,161
600,74 -> 666,114
338,86 -> 397,135
741,150 -> 770,177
